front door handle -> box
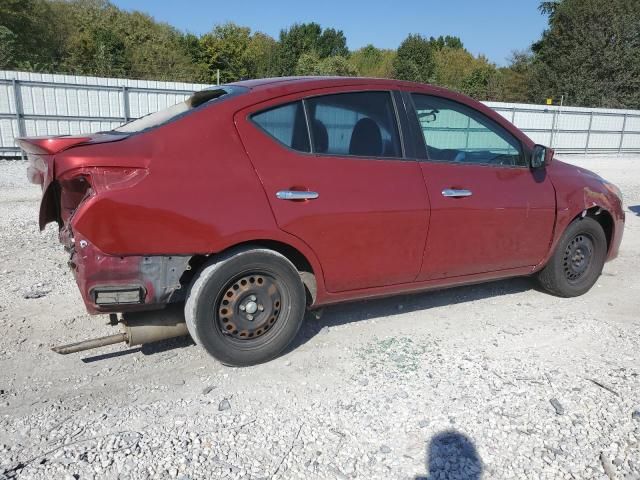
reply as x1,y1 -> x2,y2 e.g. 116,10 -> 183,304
276,190 -> 319,201
442,188 -> 473,198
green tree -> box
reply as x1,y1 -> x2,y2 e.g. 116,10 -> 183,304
200,22 -> 253,83
52,0 -> 128,76
295,51 -> 357,76
200,23 -> 280,82
319,55 -> 358,76
0,26 -> 17,67
349,44 -> 395,78
432,47 -> 478,91
245,32 -> 279,78
460,56 -> 502,101
277,23 -> 322,75
428,35 -> 464,51
117,11 -> 204,81
47,0 -> 204,81
0,0 -> 63,70
180,33 -> 210,82
531,0 -> 640,108
498,50 -> 534,103
276,22 -> 349,76
317,28 -> 348,58
539,1 -> 560,17
2,0 -> 526,94
91,27 -> 127,77
392,34 -> 435,83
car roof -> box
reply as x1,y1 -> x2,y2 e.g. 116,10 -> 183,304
229,76 -> 439,94
225,76 -> 536,150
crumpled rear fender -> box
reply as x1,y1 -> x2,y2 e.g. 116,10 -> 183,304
70,230 -> 191,314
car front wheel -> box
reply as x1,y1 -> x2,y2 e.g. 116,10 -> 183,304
537,216 -> 607,297
185,248 -> 306,366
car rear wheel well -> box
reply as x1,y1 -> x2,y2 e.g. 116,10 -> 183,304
185,241 -> 317,305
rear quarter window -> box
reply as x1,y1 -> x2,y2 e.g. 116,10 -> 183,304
113,86 -> 247,134
251,101 -> 310,152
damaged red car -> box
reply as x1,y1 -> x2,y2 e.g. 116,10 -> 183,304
19,77 -> 624,366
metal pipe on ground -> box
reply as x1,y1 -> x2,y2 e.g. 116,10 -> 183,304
52,304 -> 189,355
52,333 -> 127,354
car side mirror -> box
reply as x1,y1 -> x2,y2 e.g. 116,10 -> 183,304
531,144 -> 554,169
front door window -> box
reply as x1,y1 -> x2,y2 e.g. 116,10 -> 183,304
412,94 -> 525,167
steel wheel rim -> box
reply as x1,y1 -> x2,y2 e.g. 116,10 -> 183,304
216,272 -> 282,341
563,234 -> 594,283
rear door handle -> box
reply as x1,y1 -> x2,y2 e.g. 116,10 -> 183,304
276,190 -> 319,201
441,188 -> 472,198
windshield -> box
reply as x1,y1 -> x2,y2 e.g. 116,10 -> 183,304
113,86 -> 246,134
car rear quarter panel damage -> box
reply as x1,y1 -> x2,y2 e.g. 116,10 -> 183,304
51,97 -> 327,312
66,109 -> 269,255
71,233 -> 191,314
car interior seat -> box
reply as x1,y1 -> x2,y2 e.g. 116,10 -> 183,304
349,118 -> 382,157
312,119 -> 329,153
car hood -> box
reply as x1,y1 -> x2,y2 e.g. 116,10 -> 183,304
546,159 -> 617,198
549,159 -> 604,182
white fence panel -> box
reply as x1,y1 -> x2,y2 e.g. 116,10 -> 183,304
485,101 -> 640,154
1,70 -> 639,157
0,70 -> 211,157
622,133 -> 640,149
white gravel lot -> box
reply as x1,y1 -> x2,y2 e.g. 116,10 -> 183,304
0,155 -> 639,480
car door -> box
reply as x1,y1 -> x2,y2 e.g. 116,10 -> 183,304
405,92 -> 556,280
235,89 -> 430,293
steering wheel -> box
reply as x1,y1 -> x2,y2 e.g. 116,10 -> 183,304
486,154 -> 514,166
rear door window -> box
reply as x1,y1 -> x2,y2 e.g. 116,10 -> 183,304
305,92 -> 402,158
251,101 -> 310,152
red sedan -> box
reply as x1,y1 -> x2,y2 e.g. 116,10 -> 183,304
19,77 -> 624,365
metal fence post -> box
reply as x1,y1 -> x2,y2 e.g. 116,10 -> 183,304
618,113 -> 627,154
11,79 -> 26,159
511,105 -> 516,123
549,109 -> 558,148
585,111 -> 593,154
121,86 -> 130,123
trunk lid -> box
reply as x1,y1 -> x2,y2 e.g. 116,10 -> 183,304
18,133 -> 126,187
17,133 -> 125,157
16,133 -> 125,156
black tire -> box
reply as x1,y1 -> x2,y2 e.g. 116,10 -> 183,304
537,216 -> 607,297
185,247 -> 306,366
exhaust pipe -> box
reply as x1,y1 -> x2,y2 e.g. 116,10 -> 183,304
52,333 -> 128,354
52,305 -> 189,355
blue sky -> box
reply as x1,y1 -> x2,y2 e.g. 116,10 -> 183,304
110,0 -> 549,66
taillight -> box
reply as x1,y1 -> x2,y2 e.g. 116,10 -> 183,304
57,167 -> 147,224
26,155 -> 47,185
58,175 -> 91,224
87,167 -> 148,194
58,167 -> 148,194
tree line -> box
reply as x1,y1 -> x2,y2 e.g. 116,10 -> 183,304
1,0 -> 638,108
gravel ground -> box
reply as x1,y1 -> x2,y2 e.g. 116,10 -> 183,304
0,155 -> 639,480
